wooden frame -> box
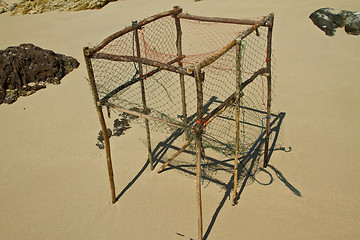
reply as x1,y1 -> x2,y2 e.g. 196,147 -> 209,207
84,7 -> 274,240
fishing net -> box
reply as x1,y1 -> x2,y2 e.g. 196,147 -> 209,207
86,10 -> 281,189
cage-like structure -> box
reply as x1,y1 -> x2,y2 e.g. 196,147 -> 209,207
84,7 -> 274,240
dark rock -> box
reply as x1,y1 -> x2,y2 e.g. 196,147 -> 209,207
96,128 -> 112,149
113,118 -> 131,136
309,8 -> 360,36
97,128 -> 112,142
3,89 -> 18,104
0,43 -> 79,104
95,116 -> 132,149
343,11 -> 360,35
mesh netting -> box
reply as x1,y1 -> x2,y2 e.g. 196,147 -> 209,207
88,12 -> 281,189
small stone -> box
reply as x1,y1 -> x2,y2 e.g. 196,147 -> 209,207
4,89 -> 19,104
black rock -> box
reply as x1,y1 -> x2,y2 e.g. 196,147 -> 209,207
0,43 -> 79,104
97,128 -> 112,142
96,128 -> 112,149
309,8 -> 360,36
113,118 -> 131,136
343,11 -> 360,35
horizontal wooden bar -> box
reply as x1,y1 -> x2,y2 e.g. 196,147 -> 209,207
91,53 -> 191,76
178,12 -> 260,26
236,14 -> 272,40
103,102 -> 188,130
86,7 -> 183,56
99,56 -> 184,104
186,40 -> 236,74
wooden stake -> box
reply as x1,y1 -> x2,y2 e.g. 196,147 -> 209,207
83,47 -> 116,204
174,8 -> 189,141
233,42 -> 242,205
134,29 -> 154,171
263,14 -> 274,168
194,63 -> 203,240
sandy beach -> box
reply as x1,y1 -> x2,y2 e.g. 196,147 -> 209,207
1,0 -> 360,239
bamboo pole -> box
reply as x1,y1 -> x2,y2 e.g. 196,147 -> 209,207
263,14 -> 274,168
233,42 -> 242,205
174,7 -> 189,141
134,28 -> 154,171
91,53 -> 190,76
86,7 -> 183,56
194,63 -> 204,240
178,12 -> 262,26
83,47 -> 117,204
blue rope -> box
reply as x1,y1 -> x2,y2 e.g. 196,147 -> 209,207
132,21 -> 143,30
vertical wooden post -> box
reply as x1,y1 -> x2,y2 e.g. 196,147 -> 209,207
233,41 -> 242,205
263,15 -> 274,168
134,28 -> 154,171
174,7 -> 189,140
194,63 -> 204,240
83,47 -> 117,204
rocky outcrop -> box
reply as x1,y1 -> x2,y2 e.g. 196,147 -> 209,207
309,8 -> 360,36
0,43 -> 79,104
0,0 -> 117,15
0,1 -> 9,14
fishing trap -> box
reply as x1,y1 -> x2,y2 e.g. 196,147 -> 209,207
84,6 -> 274,240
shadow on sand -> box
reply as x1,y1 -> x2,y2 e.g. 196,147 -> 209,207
114,101 -> 300,239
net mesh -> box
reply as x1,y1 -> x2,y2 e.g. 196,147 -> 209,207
88,13 -> 282,189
